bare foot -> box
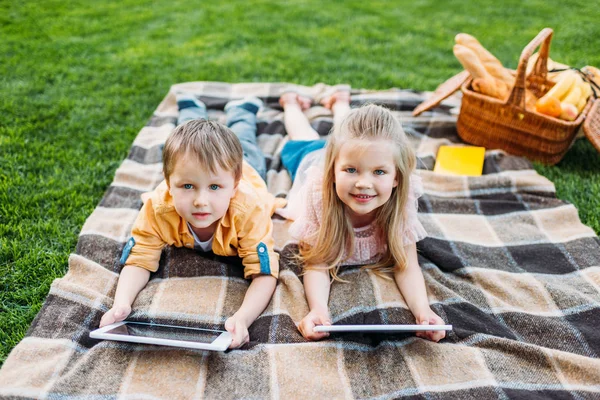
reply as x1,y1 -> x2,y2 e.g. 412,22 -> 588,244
320,90 -> 351,110
279,92 -> 300,108
297,95 -> 312,111
279,92 -> 313,110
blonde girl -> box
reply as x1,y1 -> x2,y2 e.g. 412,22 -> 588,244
278,94 -> 445,342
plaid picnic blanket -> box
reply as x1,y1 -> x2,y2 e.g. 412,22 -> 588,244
1,82 -> 600,399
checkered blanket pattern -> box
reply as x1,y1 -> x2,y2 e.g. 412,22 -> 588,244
1,82 -> 599,399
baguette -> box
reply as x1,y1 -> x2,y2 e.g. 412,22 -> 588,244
455,33 -> 514,85
454,44 -> 510,99
453,44 -> 489,80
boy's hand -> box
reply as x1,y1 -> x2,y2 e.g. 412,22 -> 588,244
415,309 -> 446,342
99,304 -> 132,328
225,314 -> 250,349
298,309 -> 332,341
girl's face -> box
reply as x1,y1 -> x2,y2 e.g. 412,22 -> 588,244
334,139 -> 398,228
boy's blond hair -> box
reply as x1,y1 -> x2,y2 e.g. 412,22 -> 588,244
299,104 -> 416,281
163,119 -> 244,182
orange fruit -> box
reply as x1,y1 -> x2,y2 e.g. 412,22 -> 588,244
535,96 -> 562,117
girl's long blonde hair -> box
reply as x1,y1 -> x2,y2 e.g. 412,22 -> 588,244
299,104 -> 416,281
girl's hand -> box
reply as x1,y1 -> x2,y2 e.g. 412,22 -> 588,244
225,314 -> 250,349
99,304 -> 132,328
298,309 -> 332,341
415,309 -> 446,342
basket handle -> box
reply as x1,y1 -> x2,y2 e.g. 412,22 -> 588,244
507,28 -> 553,109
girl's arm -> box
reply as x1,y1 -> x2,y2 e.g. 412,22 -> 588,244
394,243 -> 446,342
298,265 -> 332,340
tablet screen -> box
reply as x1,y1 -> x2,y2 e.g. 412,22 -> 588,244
105,322 -> 222,344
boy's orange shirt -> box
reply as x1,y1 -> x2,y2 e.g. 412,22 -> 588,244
125,161 -> 286,278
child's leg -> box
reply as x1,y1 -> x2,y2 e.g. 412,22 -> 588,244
176,93 -> 208,125
224,97 -> 267,181
278,93 -> 327,181
321,91 -> 351,127
332,93 -> 351,127
280,93 -> 320,141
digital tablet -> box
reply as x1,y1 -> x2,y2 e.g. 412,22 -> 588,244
90,321 -> 232,351
313,324 -> 452,333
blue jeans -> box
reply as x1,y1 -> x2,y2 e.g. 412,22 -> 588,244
178,103 -> 267,181
281,139 -> 327,181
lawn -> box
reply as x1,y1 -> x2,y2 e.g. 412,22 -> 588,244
1,0 -> 599,364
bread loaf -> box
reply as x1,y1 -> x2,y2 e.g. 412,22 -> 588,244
455,33 -> 514,85
454,44 -> 510,99
453,44 -> 489,80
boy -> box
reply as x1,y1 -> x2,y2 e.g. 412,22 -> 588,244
100,96 -> 283,348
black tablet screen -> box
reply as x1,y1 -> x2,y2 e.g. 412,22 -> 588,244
105,322 -> 222,343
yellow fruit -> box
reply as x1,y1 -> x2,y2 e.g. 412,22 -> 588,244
578,79 -> 592,100
562,86 -> 582,106
543,71 -> 577,101
577,96 -> 588,113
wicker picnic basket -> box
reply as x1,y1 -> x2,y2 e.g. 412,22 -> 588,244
413,28 -> 599,165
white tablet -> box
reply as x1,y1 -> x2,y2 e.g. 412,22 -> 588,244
313,324 -> 452,333
90,321 -> 232,351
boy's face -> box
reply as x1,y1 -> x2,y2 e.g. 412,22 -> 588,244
167,152 -> 238,240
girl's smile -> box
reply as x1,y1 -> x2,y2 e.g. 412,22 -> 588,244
350,193 -> 376,203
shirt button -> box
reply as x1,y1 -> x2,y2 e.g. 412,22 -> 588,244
258,247 -> 265,253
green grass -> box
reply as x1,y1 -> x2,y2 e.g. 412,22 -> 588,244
1,0 -> 599,364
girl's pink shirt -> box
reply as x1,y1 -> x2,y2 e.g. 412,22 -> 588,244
279,159 -> 427,266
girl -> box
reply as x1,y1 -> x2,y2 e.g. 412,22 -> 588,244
278,93 -> 445,342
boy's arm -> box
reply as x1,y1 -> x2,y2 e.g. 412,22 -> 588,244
236,198 -> 280,278
124,196 -> 168,274
225,274 -> 276,348
100,197 -> 165,327
112,266 -> 152,307
100,266 -> 151,327
226,197 -> 281,347
298,265 -> 332,340
394,243 -> 445,342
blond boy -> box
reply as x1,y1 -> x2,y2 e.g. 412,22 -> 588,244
100,97 -> 282,348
